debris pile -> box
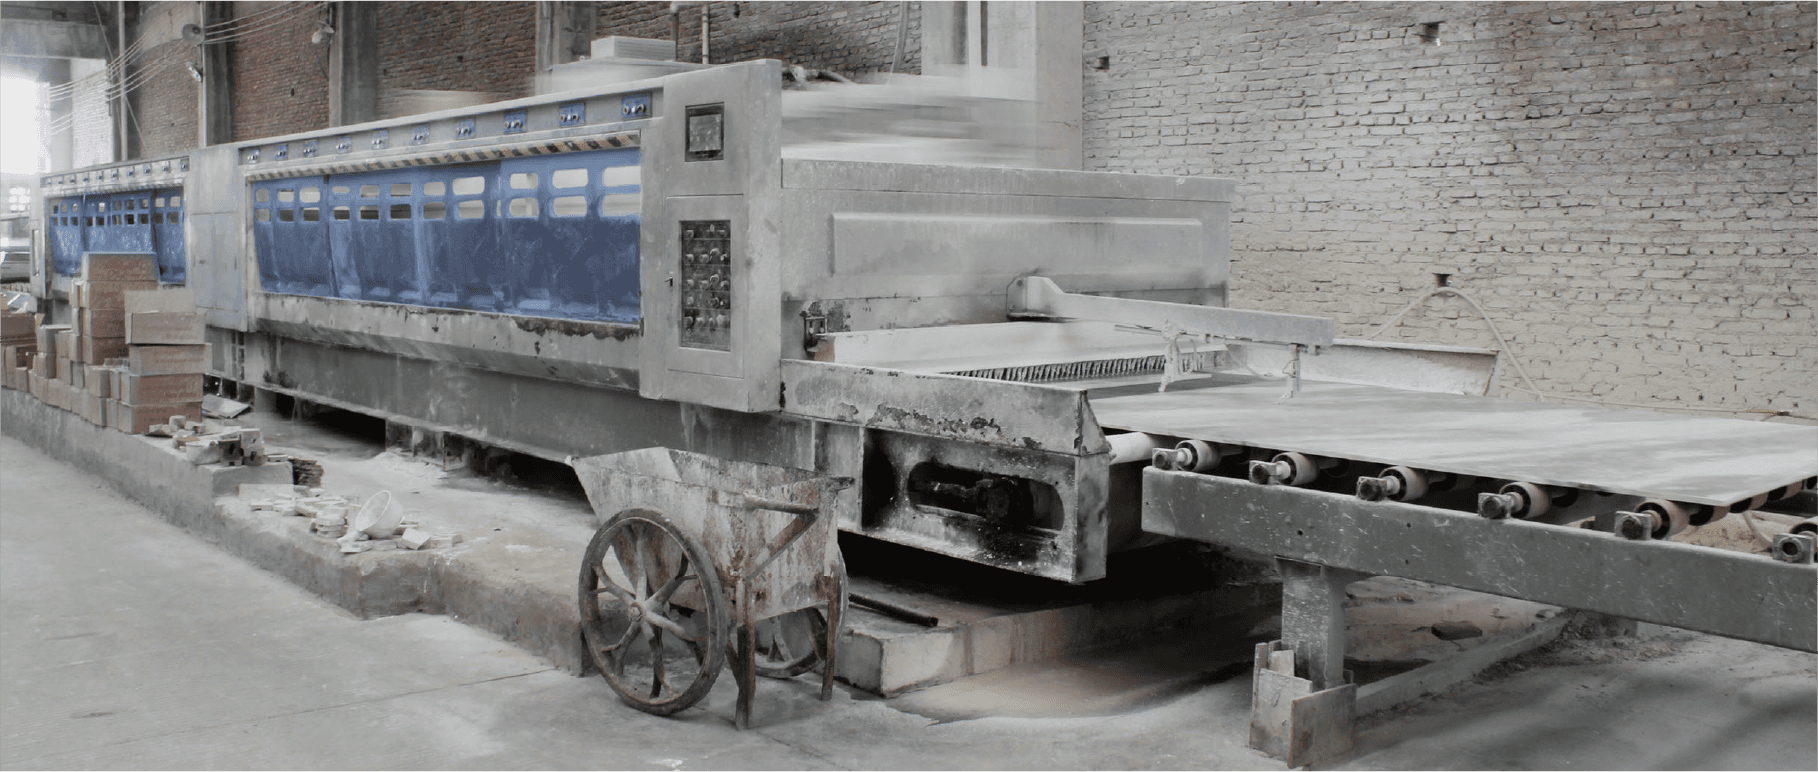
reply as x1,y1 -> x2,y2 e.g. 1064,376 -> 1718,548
237,484 -> 463,555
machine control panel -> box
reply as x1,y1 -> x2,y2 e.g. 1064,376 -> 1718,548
679,220 -> 732,350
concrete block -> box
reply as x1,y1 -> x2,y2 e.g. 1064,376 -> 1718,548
28,371 -> 45,401
239,483 -> 300,500
34,324 -> 68,357
400,527 -> 431,550
87,365 -> 112,398
80,253 -> 159,282
104,398 -> 120,430
68,362 -> 85,390
127,344 -> 209,376
126,312 -> 205,345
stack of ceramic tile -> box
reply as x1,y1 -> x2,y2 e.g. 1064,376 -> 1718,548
0,309 -> 34,391
63,254 -> 156,426
113,285 -> 207,433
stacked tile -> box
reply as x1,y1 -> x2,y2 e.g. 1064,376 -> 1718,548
32,323 -> 70,408
1,309 -> 34,391
119,287 -> 207,433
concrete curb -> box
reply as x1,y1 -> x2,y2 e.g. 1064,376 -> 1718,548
3,389 -> 588,674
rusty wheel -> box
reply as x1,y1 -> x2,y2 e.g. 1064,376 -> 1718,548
735,552 -> 849,680
579,508 -> 727,716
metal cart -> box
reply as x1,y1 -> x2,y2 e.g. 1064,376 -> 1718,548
571,448 -> 848,728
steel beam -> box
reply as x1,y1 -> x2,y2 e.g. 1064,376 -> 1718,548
1008,275 -> 1335,349
1142,469 -> 1818,652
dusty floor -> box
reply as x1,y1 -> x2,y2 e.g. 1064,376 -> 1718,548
2,434 -> 1814,770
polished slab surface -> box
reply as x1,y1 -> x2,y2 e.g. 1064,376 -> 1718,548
1091,375 -> 1818,506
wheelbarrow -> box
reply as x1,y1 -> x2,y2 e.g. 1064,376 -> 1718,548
570,448 -> 849,728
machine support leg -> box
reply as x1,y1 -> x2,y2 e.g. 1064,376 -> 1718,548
1280,559 -> 1361,691
1249,560 -> 1366,767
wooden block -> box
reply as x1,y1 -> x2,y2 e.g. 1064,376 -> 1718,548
118,401 -> 202,434
123,288 -> 197,315
126,312 -> 205,345
81,280 -> 161,310
105,398 -> 121,430
83,391 -> 105,425
56,356 -> 72,384
47,378 -> 67,410
80,309 -> 127,339
29,371 -> 45,401
81,253 -> 159,283
69,363 -> 85,390
80,336 -> 128,365
128,344 -> 209,375
119,373 -> 203,404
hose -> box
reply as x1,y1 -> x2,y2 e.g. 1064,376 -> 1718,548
1366,286 -> 1547,402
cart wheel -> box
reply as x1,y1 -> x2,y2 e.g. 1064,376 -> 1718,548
579,508 -> 727,716
736,552 -> 849,679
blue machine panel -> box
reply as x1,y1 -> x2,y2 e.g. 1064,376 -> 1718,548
151,188 -> 186,283
48,197 -> 86,276
252,147 -> 642,323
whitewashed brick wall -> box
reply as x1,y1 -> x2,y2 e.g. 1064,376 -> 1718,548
1083,1 -> 1815,418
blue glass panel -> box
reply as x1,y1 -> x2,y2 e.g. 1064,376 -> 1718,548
151,187 -> 187,283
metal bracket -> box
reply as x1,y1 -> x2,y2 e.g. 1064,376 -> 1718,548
1006,275 -> 1335,350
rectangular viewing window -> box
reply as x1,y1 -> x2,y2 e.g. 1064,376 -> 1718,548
125,199 -> 136,210
457,200 -> 484,219
300,187 -> 320,203
278,189 -> 295,203
333,206 -> 350,221
390,203 -> 412,219
302,207 -> 320,222
552,169 -> 587,189
255,190 -> 270,203
169,212 -> 182,224
359,206 -> 380,220
423,181 -> 446,196
332,186 -> 350,195
278,209 -> 295,222
599,193 -> 641,216
170,195 -> 181,207
602,166 -> 641,188
507,198 -> 539,218
453,176 -> 484,195
255,209 -> 270,222
360,185 -> 379,198
423,201 -> 446,219
551,196 -> 587,217
509,172 -> 538,190
390,183 -> 412,196
154,197 -> 165,208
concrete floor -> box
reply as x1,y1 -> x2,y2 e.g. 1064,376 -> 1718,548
2,435 -> 1814,770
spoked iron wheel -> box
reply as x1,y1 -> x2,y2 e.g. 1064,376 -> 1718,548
578,508 -> 728,716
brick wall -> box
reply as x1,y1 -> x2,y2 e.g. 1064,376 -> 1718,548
135,2 -> 200,157
596,1 -> 919,77
376,1 -> 537,119
1083,1 -> 1816,417
228,0 -> 331,142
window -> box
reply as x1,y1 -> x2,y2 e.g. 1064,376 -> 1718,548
256,209 -> 270,222
333,206 -> 351,221
300,187 -> 320,203
125,199 -> 136,209
278,189 -> 294,203
423,201 -> 447,219
552,169 -> 587,189
154,197 -> 165,207
506,198 -> 539,218
453,176 -> 484,195
168,212 -> 181,224
390,183 -> 412,196
255,190 -> 270,203
359,205 -> 379,220
360,185 -> 379,198
551,196 -> 587,217
390,203 -> 412,219
278,209 -> 295,222
599,193 -> 641,216
332,186 -> 350,195
302,208 -> 320,222
423,181 -> 446,196
602,165 -> 640,188
169,195 -> 181,207
456,200 -> 484,219
509,172 -> 538,190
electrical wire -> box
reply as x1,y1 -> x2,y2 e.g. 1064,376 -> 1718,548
1368,285 -> 1816,423
203,0 -> 311,32
1365,285 -> 1547,402
203,2 -> 326,44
